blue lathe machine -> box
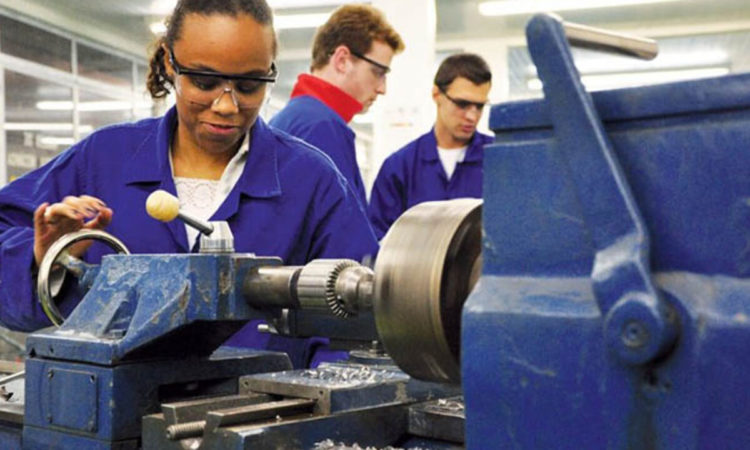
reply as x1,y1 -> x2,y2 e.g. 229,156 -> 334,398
1,14 -> 749,449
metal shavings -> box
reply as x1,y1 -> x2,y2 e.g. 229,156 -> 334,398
300,364 -> 396,386
428,398 -> 465,413
312,439 -> 425,450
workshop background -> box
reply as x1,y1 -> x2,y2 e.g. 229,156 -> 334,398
0,0 -> 749,358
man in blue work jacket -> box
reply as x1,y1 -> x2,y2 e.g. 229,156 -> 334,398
270,4 -> 404,209
368,53 -> 493,240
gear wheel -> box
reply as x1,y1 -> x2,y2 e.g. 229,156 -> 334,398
296,259 -> 360,318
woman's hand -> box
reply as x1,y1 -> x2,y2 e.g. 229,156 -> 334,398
33,195 -> 113,266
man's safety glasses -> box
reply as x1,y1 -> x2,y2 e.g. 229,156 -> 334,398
439,86 -> 487,112
350,49 -> 390,80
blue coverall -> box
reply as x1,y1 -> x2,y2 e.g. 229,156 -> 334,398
0,107 -> 379,357
270,95 -> 368,210
368,129 -> 493,240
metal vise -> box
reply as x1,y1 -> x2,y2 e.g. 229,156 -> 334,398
463,13 -> 750,449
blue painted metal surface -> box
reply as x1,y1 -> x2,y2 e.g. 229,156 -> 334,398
0,424 -> 22,450
525,15 -> 675,365
27,253 -> 279,365
23,349 -> 290,448
464,13 -> 750,449
19,253 -> 294,449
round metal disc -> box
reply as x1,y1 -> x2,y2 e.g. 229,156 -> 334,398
37,229 -> 130,326
373,198 -> 482,383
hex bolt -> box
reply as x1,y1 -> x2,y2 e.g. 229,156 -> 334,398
622,321 -> 649,348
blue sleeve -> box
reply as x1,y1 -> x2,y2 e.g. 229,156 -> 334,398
0,144 -> 87,331
368,156 -> 406,241
308,169 -> 379,263
287,120 -> 368,205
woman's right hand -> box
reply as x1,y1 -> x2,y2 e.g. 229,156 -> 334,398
33,195 -> 113,266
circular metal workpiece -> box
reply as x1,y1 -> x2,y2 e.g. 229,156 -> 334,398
37,229 -> 130,326
374,198 -> 482,384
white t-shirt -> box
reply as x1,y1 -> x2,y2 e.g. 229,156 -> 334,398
436,145 -> 468,180
170,135 -> 249,250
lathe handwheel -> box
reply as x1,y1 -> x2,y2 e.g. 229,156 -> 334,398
36,229 -> 130,326
374,198 -> 482,384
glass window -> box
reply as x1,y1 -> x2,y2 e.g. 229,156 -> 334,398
78,89 -> 134,140
137,63 -> 148,87
0,15 -> 72,72
4,70 -> 73,182
77,43 -> 133,89
508,30 -> 749,100
135,63 -> 159,119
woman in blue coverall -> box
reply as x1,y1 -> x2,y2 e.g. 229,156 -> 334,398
0,0 -> 378,366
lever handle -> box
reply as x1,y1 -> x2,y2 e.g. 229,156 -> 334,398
146,189 -> 214,236
526,13 -> 676,365
560,15 -> 658,60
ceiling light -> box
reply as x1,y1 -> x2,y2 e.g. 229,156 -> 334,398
3,123 -> 94,133
275,13 -> 329,29
149,0 -> 178,15
479,0 -> 682,17
526,67 -> 730,91
36,100 -> 152,112
525,50 -> 729,76
38,136 -> 76,146
268,0 -> 351,8
149,21 -> 167,35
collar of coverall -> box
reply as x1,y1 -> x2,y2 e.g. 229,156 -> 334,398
290,73 -> 363,123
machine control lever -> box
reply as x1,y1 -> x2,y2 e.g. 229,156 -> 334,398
146,189 -> 234,252
561,15 -> 657,60
526,14 -> 677,365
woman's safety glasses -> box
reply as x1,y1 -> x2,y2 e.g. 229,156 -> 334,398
169,48 -> 277,110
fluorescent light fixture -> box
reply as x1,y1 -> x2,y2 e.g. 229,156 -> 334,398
150,0 -> 177,15
268,0 -> 350,8
525,50 -> 729,76
149,0 -> 349,15
148,1 -> 342,33
527,67 -> 730,91
479,0 -> 682,16
38,136 -> 76,146
275,13 -> 329,29
149,21 -> 167,35
36,100 -> 152,112
3,123 -> 94,133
